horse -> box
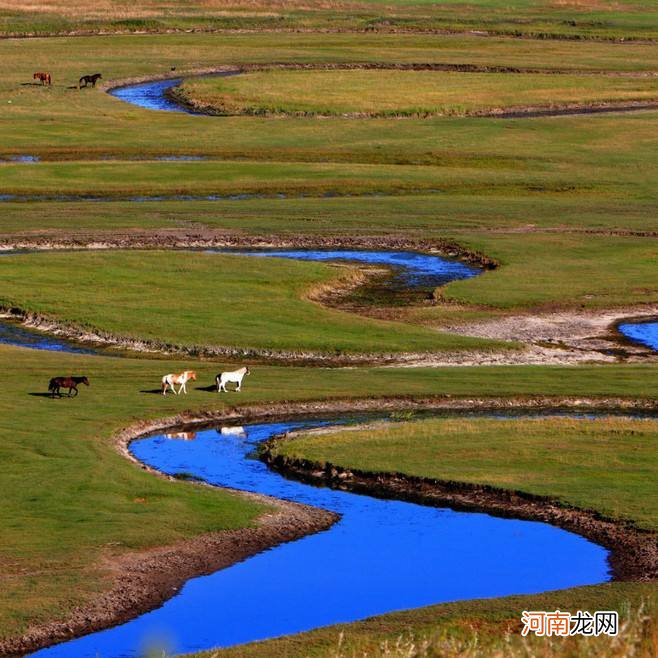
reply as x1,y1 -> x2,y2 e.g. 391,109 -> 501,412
216,367 -> 250,393
161,370 -> 196,396
33,72 -> 51,86
48,376 -> 89,398
79,73 -> 102,88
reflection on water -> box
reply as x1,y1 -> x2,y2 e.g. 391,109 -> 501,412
31,415 -> 610,658
618,320 -> 658,352
163,431 -> 197,441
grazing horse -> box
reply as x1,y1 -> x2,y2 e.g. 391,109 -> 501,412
33,72 -> 51,86
48,376 -> 89,398
216,367 -> 250,393
161,370 -> 196,396
79,73 -> 102,88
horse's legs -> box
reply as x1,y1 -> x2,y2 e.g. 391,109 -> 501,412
179,382 -> 187,394
69,385 -> 78,397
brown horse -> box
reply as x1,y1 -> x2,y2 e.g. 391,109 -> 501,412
48,376 -> 89,398
33,72 -> 51,86
79,73 -> 102,88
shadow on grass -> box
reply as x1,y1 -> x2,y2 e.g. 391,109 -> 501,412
140,388 -> 164,395
195,384 -> 217,393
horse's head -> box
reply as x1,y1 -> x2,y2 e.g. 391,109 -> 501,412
188,371 -> 197,381
81,377 -> 90,386
245,367 -> 251,376
33,73 -> 38,79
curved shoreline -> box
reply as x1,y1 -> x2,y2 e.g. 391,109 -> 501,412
0,234 -> 656,366
2,395 -> 657,656
102,64 -> 658,121
262,433 -> 658,584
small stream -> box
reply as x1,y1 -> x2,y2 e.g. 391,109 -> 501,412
30,411 -> 614,658
0,249 -> 480,355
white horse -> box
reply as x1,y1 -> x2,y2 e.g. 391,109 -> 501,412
162,370 -> 196,395
216,366 -> 250,393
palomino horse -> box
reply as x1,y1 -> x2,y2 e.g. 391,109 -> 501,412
216,367 -> 250,393
48,376 -> 89,398
79,73 -> 102,88
161,370 -> 196,395
33,72 -> 51,86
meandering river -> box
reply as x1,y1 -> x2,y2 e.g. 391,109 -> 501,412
30,412 -> 611,658
0,248 -> 480,355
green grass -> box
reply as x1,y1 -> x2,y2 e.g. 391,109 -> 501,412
191,583 -> 658,657
0,24 -> 656,655
227,411 -> 658,658
176,69 -> 658,117
1,237 -> 655,352
1,0 -> 658,40
2,344 -> 658,639
0,250 -> 501,354
0,194 -> 656,237
274,415 -> 658,529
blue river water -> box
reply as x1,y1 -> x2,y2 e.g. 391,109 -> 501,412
109,78 -> 188,113
109,72 -> 238,114
0,249 -> 479,355
618,320 -> 658,352
0,318 -> 98,355
209,248 -> 480,289
31,415 -> 610,658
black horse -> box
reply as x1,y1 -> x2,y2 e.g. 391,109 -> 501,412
48,376 -> 90,398
79,73 -> 102,88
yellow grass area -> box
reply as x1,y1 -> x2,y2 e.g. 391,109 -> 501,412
177,69 -> 658,117
0,0 -> 355,20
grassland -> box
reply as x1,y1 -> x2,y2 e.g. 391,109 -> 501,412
0,15 -> 656,656
212,416 -> 658,658
274,416 -> 658,529
196,583 -> 658,657
3,343 -> 658,641
0,239 -> 655,359
0,250 -> 498,354
176,69 -> 658,117
1,0 -> 658,40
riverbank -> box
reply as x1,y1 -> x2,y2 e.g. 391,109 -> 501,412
6,395 -> 657,655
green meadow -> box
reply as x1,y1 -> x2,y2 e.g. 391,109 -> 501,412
3,344 -> 657,640
177,69 -> 658,117
275,416 -> 658,529
1,0 -> 658,40
0,6 -> 656,656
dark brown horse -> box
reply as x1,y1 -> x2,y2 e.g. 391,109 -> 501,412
33,72 -> 51,86
48,376 -> 90,398
79,73 -> 102,88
